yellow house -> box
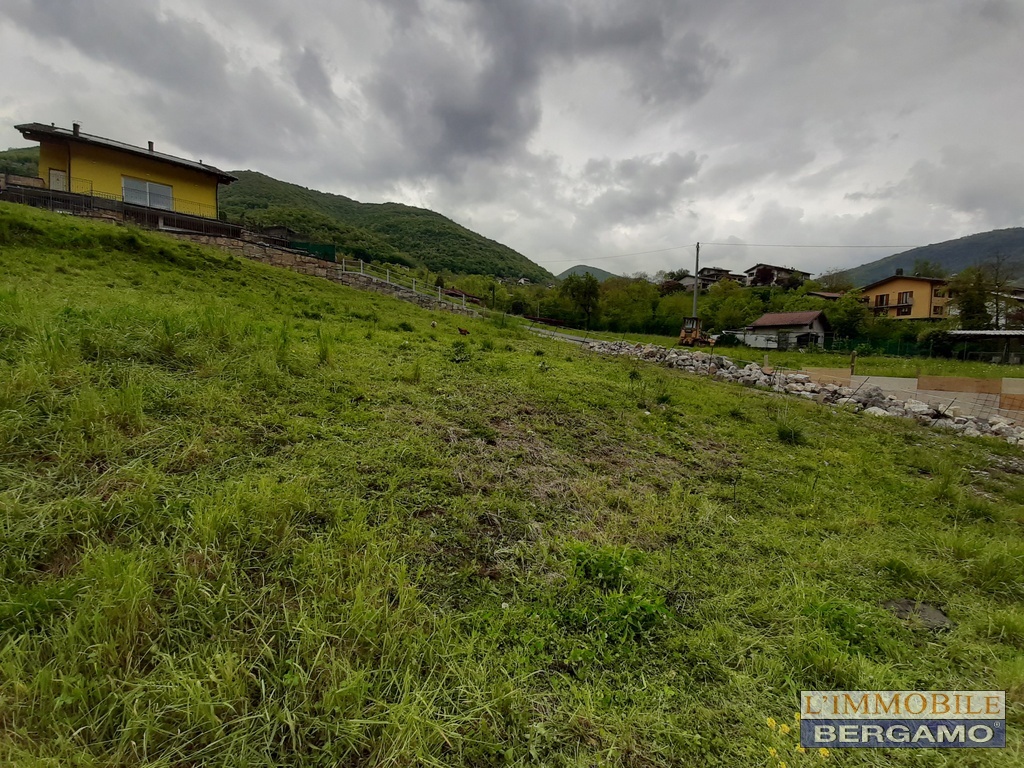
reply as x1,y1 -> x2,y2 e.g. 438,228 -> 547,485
15,122 -> 236,219
860,273 -> 949,320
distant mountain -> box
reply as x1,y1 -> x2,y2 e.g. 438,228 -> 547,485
555,264 -> 619,282
840,228 -> 1024,286
0,148 -> 551,281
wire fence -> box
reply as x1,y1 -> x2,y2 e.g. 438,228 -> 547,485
334,258 -> 502,318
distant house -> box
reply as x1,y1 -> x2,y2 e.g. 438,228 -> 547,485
744,263 -> 811,287
736,310 -> 830,349
697,266 -> 746,289
807,291 -> 845,301
11,122 -> 236,224
859,271 -> 949,320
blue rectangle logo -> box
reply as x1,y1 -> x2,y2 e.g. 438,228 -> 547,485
800,691 -> 1005,748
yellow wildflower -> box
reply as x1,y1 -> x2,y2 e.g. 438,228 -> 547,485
767,717 -> 777,729
794,711 -> 801,721
780,763 -> 788,768
819,747 -> 830,757
779,723 -> 791,735
768,747 -> 777,757
796,746 -> 806,754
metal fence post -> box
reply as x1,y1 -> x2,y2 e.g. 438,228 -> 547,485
360,260 -> 364,275
341,257 -> 345,272
413,278 -> 416,292
386,269 -> 390,284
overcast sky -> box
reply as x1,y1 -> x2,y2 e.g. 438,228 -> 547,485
2,0 -> 1022,276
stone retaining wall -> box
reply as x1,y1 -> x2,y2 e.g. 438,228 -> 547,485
582,340 -> 1024,447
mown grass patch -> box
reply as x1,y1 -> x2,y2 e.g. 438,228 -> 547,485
1,203 -> 1023,766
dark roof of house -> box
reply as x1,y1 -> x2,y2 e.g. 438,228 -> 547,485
807,291 -> 844,299
15,122 -> 237,184
859,274 -> 948,292
744,263 -> 811,275
750,310 -> 827,328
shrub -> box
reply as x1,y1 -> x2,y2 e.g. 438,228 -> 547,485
450,340 -> 471,363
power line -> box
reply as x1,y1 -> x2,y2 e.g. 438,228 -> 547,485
543,240 -> 922,265
700,241 -> 921,249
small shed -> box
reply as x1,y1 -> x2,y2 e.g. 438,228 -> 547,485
740,310 -> 830,350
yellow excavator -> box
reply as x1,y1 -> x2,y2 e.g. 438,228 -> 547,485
678,317 -> 714,347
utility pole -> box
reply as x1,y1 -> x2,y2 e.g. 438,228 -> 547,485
691,241 -> 700,317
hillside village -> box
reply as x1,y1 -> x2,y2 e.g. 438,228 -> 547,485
4,126 -> 1024,365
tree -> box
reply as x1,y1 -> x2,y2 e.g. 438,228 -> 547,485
817,269 -> 855,292
824,292 -> 870,337
913,258 -> 948,278
664,268 -> 691,281
983,252 -> 1018,329
948,267 -> 993,330
698,280 -> 765,332
559,273 -> 601,329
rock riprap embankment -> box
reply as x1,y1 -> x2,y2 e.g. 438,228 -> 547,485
582,340 -> 1024,446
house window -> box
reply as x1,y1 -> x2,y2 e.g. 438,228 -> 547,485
933,287 -> 944,298
897,306 -> 912,316
897,290 -> 913,305
875,294 -> 890,307
933,306 -> 943,315
122,176 -> 173,210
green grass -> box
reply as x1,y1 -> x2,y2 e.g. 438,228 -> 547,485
1,202 -> 1023,766
573,328 -> 1024,379
756,349 -> 1024,379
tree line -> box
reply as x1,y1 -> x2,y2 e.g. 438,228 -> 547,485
448,255 -> 1023,347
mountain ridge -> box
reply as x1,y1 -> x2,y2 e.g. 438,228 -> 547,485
839,227 -> 1024,285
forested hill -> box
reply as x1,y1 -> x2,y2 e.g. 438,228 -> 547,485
840,228 -> 1024,285
555,264 -> 619,282
0,148 -> 551,281
0,146 -> 38,177
223,171 -> 551,281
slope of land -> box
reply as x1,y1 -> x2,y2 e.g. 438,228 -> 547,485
555,264 -> 619,282
1,202 -> 1022,765
0,148 -> 551,281
842,228 -> 1024,286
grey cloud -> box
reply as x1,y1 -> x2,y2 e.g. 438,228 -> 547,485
285,47 -> 337,106
907,148 -> 1024,229
4,0 -> 230,98
361,1 -> 726,179
4,1 -> 328,167
581,151 -> 701,224
2,0 -> 1023,279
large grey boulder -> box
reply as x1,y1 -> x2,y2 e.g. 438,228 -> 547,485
863,406 -> 892,417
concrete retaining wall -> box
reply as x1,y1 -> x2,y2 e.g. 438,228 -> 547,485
800,368 -> 1024,421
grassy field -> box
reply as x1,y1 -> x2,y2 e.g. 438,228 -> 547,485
576,328 -> 1024,380
1,202 -> 1023,766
